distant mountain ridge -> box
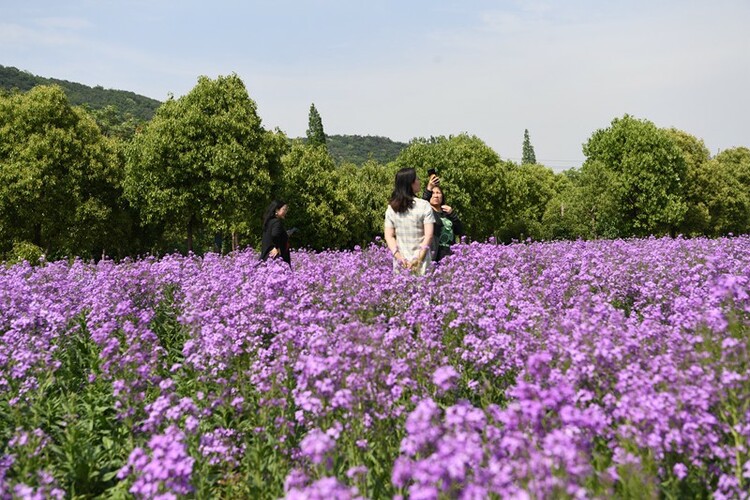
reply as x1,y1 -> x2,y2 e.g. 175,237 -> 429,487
0,64 -> 161,121
0,64 -> 407,164
324,134 -> 407,165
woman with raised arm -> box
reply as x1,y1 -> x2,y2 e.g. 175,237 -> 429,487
422,176 -> 464,262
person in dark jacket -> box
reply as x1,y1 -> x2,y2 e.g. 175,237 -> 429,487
260,200 -> 291,265
423,175 -> 463,262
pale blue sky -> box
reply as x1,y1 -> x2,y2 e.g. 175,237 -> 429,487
2,0 -> 748,170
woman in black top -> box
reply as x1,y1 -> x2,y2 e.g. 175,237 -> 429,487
260,200 -> 291,265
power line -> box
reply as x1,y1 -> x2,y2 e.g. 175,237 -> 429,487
505,156 -> 583,164
504,156 -> 584,169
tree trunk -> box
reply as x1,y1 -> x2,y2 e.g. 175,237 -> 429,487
187,216 -> 194,254
232,232 -> 239,252
33,223 -> 42,247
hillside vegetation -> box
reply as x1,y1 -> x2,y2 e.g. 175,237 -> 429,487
0,64 -> 161,121
0,65 -> 404,165
325,134 -> 407,165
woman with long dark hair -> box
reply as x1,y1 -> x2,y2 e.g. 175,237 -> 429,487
384,167 -> 435,274
260,200 -> 291,265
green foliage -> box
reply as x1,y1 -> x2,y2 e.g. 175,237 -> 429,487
2,62 -> 750,255
582,115 -> 688,237
665,128 -> 710,174
521,128 -> 537,165
543,126 -> 716,241
502,162 -> 557,241
341,159 -> 399,243
306,103 -> 326,147
667,129 -> 712,236
540,173 -> 587,240
124,74 -> 288,253
543,162 -> 625,240
0,85 -> 127,259
0,64 -> 160,122
88,105 -> 142,141
326,135 -> 407,165
4,241 -> 44,265
0,321 -> 130,497
279,143 -> 365,250
688,147 -> 750,236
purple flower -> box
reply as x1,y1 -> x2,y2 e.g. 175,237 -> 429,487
284,468 -> 309,491
199,428 -> 245,467
6,233 -> 750,498
432,365 -> 459,393
299,428 -> 336,465
346,465 -> 368,480
673,463 -> 688,480
120,426 -> 194,498
286,476 -> 356,500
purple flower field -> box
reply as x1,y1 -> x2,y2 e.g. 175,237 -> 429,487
1,237 -> 749,499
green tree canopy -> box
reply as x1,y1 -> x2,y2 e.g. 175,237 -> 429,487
666,128 -> 711,236
665,128 -> 710,173
306,103 -> 326,147
339,159 -> 399,245
689,147 -> 750,236
0,85 -> 123,258
124,74 -> 286,253
582,115 -> 687,237
541,172 -> 589,240
278,143 -> 361,250
541,165 -> 618,240
503,162 -> 557,240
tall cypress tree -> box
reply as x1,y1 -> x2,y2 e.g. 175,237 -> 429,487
306,103 -> 326,147
522,128 -> 537,165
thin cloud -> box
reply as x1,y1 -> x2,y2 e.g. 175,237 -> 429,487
34,16 -> 92,30
0,22 -> 83,47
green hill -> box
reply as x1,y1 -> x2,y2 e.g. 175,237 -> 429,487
0,64 -> 161,121
324,134 -> 407,165
1,65 -> 407,164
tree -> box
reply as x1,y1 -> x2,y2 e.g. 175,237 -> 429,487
522,129 -> 537,165
540,163 -> 624,241
665,128 -> 710,174
0,85 -> 124,258
277,142 -> 360,250
125,74 -> 285,253
581,115 -> 687,237
306,103 -> 326,147
339,159 -> 399,245
690,147 -> 750,236
326,135 -> 406,165
89,104 -> 142,141
666,128 -> 711,235
541,172 -> 588,240
503,162 -> 557,240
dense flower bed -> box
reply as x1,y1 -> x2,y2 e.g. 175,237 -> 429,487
1,237 -> 749,498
